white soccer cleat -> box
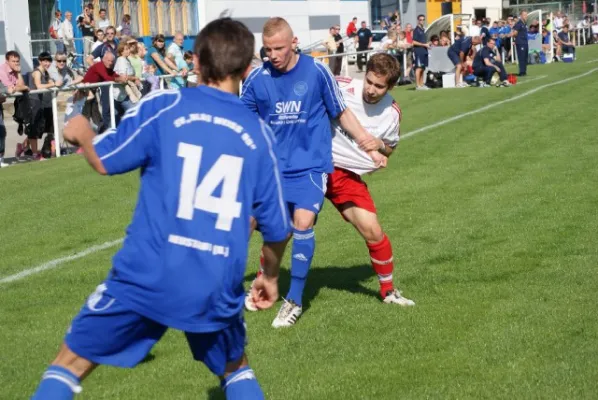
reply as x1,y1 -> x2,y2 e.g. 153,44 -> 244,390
271,299 -> 302,328
383,289 -> 415,307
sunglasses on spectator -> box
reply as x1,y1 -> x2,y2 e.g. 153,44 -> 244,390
56,59 -> 67,63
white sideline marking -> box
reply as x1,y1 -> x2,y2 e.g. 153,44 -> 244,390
0,239 -> 124,285
517,75 -> 547,85
585,59 -> 598,64
402,68 -> 598,140
1,69 -> 597,286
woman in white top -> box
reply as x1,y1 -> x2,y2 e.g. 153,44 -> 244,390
113,41 -> 137,112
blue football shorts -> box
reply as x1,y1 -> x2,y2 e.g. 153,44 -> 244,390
447,49 -> 461,66
65,283 -> 246,376
283,171 -> 327,215
413,51 -> 429,69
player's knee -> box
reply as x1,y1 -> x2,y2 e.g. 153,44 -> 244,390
361,223 -> 384,244
293,211 -> 316,231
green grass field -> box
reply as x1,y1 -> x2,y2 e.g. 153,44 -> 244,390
2,47 -> 598,399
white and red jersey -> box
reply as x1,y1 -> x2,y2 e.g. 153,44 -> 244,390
331,77 -> 401,176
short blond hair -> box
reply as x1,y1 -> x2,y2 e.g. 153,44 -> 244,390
263,17 -> 293,38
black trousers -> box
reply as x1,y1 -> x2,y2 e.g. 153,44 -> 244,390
357,46 -> 368,71
516,43 -> 528,75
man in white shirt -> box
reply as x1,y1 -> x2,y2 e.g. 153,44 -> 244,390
97,8 -> 111,30
62,11 -> 75,56
327,53 -> 415,307
553,11 -> 564,31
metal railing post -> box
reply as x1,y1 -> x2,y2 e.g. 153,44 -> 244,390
109,83 -> 116,129
51,90 -> 61,158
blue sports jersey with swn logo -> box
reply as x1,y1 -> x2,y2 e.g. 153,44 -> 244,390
93,87 -> 290,333
240,54 -> 346,177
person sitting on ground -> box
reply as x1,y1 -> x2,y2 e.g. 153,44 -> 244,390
472,37 -> 511,87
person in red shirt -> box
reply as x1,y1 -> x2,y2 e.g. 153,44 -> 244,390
83,52 -> 138,132
346,17 -> 358,37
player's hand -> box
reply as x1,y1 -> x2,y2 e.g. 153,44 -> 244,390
251,275 -> 279,310
358,136 -> 383,152
63,115 -> 91,145
369,151 -> 387,168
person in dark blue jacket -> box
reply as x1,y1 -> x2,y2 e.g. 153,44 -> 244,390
473,37 -> 511,87
511,11 -> 529,76
447,28 -> 481,87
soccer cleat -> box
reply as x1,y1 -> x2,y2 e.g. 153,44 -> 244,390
383,289 -> 415,307
272,299 -> 302,328
501,80 -> 512,87
244,282 -> 258,312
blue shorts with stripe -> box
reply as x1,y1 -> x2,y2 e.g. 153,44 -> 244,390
65,282 -> 246,376
283,171 -> 328,215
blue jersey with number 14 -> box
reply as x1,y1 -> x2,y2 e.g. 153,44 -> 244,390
240,55 -> 346,177
93,87 -> 290,333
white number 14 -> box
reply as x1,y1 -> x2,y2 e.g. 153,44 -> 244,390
176,142 -> 244,232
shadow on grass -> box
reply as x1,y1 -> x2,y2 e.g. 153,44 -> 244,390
207,386 -> 225,400
245,263 -> 378,312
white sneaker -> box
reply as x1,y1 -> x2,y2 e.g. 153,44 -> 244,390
383,289 -> 415,307
0,160 -> 9,168
272,299 -> 302,328
244,281 -> 258,312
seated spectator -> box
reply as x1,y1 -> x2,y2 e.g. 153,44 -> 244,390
0,51 -> 29,167
440,31 -> 451,46
472,38 -> 510,87
430,35 -> 440,47
48,51 -> 83,88
28,52 -> 58,160
557,25 -> 575,59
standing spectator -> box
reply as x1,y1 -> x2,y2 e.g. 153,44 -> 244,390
470,18 -> 481,37
114,42 -> 140,107
480,18 -> 490,46
83,52 -> 133,132
118,14 -> 132,37
553,11 -> 564,31
77,4 -> 95,57
325,26 -> 339,75
87,26 -> 117,66
333,25 -> 344,76
48,52 -> 83,88
29,52 -> 58,160
557,25 -> 576,58
166,32 -> 189,89
347,17 -> 358,38
489,21 -> 500,48
412,14 -> 430,90
404,23 -> 414,44
148,34 -> 175,77
499,20 -> 512,60
356,21 -> 372,72
50,10 -> 65,54
97,9 -> 111,30
62,11 -> 75,56
127,40 -> 143,78
0,51 -> 29,167
512,11 -> 529,76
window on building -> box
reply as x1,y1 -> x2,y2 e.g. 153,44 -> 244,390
149,0 -> 197,36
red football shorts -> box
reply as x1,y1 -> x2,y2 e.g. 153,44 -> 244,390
325,167 -> 377,217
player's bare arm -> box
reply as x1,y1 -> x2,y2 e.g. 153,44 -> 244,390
252,240 -> 287,310
63,115 -> 107,175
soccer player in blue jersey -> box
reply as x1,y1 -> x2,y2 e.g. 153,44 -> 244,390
241,17 -> 386,328
31,19 -> 289,400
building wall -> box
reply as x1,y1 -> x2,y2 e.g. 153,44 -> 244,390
201,0 -> 371,51
0,0 -> 34,72
461,0 -> 502,22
